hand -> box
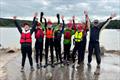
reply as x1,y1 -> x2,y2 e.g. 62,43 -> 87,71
110,13 -> 116,18
41,12 -> 44,17
84,10 -> 88,16
13,16 -> 17,20
56,13 -> 60,18
61,15 -> 64,20
72,16 -> 75,20
34,12 -> 38,17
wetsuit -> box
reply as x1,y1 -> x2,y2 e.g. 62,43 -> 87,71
14,17 -> 37,68
88,17 -> 112,65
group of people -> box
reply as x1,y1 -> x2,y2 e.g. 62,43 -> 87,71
13,11 -> 116,72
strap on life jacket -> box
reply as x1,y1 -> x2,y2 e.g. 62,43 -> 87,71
20,31 -> 32,44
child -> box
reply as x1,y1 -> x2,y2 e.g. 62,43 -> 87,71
54,14 -> 64,65
34,12 -> 46,69
79,11 -> 90,64
43,14 -> 60,68
13,13 -> 37,72
63,17 -> 75,65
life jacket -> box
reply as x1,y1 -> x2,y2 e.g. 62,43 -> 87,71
46,28 -> 53,39
64,31 -> 71,39
20,30 -> 32,44
54,30 -> 62,40
74,31 -> 83,42
35,28 -> 44,39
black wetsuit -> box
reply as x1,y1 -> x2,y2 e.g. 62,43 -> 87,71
14,17 -> 37,67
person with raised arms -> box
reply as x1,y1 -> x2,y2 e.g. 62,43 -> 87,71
13,13 -> 38,72
34,12 -> 46,69
87,12 -> 116,68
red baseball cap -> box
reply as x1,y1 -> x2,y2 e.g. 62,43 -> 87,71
47,20 -> 52,25
37,22 -> 41,26
77,23 -> 83,31
67,20 -> 73,28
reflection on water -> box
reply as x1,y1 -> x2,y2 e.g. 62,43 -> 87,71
94,68 -> 100,80
5,53 -> 120,80
21,71 -> 33,80
0,28 -> 120,50
19,65 -> 101,80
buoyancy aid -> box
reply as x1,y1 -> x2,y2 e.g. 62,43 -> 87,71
20,29 -> 32,44
74,31 -> 83,42
64,31 -> 71,39
46,28 -> 53,38
35,28 -> 44,39
54,30 -> 62,40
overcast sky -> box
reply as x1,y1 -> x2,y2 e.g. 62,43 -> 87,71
0,0 -> 120,22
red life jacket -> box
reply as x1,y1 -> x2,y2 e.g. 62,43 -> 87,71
35,28 -> 44,39
46,28 -> 53,39
20,31 -> 32,44
64,31 -> 71,39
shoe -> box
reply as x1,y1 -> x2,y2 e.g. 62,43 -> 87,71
72,63 -> 75,68
20,67 -> 24,72
76,64 -> 81,69
51,64 -> 55,68
97,64 -> 100,68
55,62 -> 59,65
36,63 -> 40,69
40,63 -> 42,68
63,60 -> 66,65
87,63 -> 91,67
31,66 -> 34,71
67,61 -> 70,66
44,64 -> 48,68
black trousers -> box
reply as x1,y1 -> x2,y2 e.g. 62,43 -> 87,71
54,40 -> 62,63
35,40 -> 43,64
21,44 -> 33,67
45,38 -> 54,64
88,41 -> 101,65
80,37 -> 87,62
72,42 -> 82,63
64,44 -> 71,61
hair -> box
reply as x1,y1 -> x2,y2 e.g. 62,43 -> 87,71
23,23 -> 29,27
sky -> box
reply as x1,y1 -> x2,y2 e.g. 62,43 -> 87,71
0,0 -> 120,22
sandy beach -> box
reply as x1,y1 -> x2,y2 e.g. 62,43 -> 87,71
0,48 -> 120,80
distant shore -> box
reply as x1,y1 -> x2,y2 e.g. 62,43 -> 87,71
0,18 -> 120,29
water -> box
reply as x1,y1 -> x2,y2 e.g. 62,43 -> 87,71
0,27 -> 120,50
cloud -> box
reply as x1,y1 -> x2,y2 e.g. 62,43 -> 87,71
33,0 -> 50,6
0,1 -> 7,6
0,0 -> 120,21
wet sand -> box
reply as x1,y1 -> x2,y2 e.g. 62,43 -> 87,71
0,50 -> 19,80
0,50 -> 120,80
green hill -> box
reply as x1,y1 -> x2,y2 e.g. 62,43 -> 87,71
0,18 -> 32,27
0,18 -> 120,29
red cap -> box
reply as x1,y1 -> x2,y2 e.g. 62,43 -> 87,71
37,22 -> 41,26
77,23 -> 83,31
47,20 -> 52,25
67,20 -> 73,28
